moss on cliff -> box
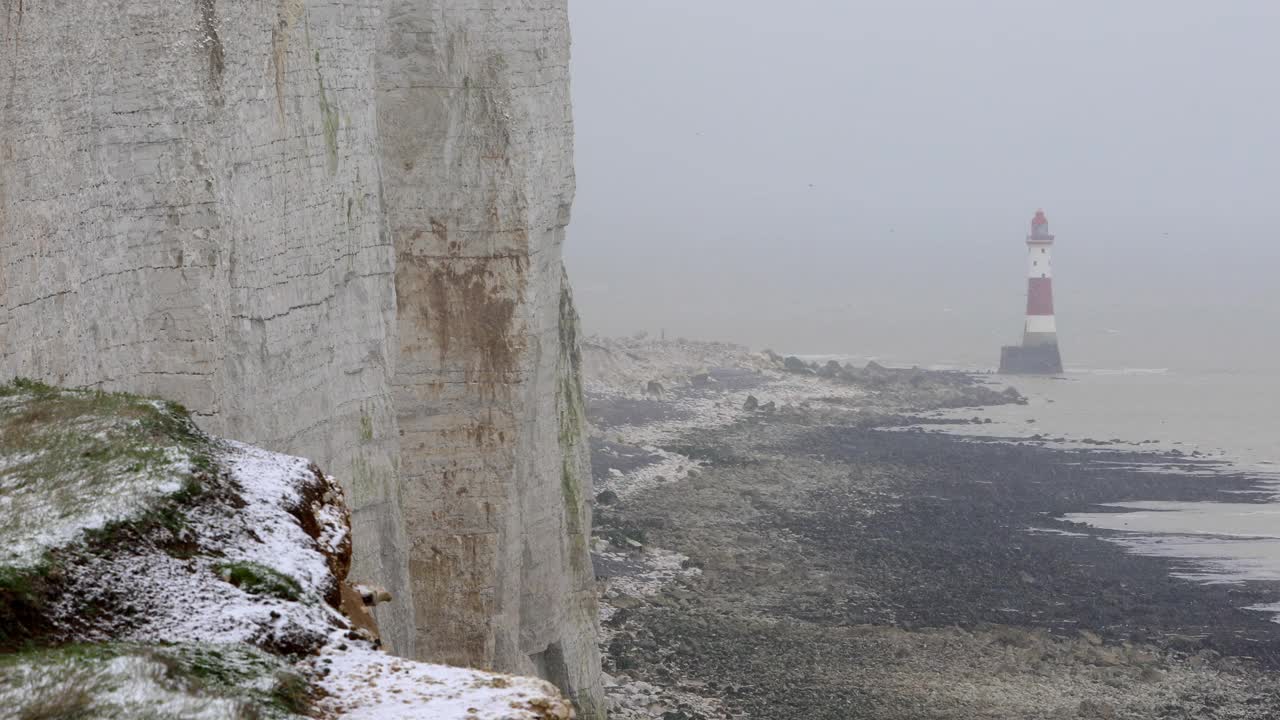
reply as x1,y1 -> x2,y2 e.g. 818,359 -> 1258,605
556,278 -> 591,574
316,57 -> 341,175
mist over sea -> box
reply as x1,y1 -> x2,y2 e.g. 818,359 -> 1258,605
570,217 -> 1280,374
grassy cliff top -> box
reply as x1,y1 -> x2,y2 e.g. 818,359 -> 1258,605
0,379 -> 211,571
0,380 -> 575,720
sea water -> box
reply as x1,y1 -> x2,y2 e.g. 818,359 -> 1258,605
932,368 -> 1280,594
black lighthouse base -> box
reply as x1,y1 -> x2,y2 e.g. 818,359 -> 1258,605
999,344 -> 1063,375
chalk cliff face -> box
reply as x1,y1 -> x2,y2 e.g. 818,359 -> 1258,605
0,0 -> 599,713
377,1 -> 601,713
0,0 -> 415,656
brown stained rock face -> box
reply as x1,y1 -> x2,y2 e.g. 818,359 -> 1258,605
409,533 -> 499,669
396,253 -> 526,389
377,3 -> 603,712
288,464 -> 354,610
339,582 -> 382,644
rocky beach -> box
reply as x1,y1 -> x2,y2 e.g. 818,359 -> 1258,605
585,338 -> 1280,719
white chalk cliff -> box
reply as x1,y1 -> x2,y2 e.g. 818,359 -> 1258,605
0,0 -> 601,714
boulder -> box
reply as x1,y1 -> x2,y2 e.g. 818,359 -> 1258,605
818,360 -> 842,378
783,356 -> 811,373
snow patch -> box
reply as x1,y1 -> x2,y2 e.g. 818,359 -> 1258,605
1,654 -> 246,719
0,391 -> 196,569
596,448 -> 701,500
314,642 -> 572,719
20,428 -> 570,719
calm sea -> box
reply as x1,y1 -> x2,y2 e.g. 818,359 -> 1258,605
942,368 -> 1280,593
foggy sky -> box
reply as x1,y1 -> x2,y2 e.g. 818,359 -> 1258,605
564,1 -> 1280,372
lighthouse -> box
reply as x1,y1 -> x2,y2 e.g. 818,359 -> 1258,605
999,210 -> 1064,374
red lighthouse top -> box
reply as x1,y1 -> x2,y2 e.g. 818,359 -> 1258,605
1028,209 -> 1054,244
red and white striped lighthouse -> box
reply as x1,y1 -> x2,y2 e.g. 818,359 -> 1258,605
1000,210 -> 1064,374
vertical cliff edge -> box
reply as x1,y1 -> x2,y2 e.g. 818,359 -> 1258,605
0,0 -> 601,714
377,1 -> 602,712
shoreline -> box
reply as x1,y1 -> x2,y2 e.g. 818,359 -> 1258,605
584,339 -> 1280,719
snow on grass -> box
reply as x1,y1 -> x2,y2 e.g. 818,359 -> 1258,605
220,441 -> 346,594
2,654 -> 245,719
314,643 -> 574,719
2,385 -> 573,719
0,643 -> 299,719
0,381 -> 204,570
47,441 -> 343,652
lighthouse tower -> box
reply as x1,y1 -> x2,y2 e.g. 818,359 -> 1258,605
999,210 -> 1064,374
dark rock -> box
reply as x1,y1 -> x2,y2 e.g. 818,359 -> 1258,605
596,490 -> 619,506
783,356 -> 811,373
743,395 -> 759,411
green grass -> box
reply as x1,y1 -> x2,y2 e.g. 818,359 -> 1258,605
0,561 -> 51,600
268,670 -> 312,715
0,642 -> 123,670
0,559 -> 57,647
214,562 -> 304,603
